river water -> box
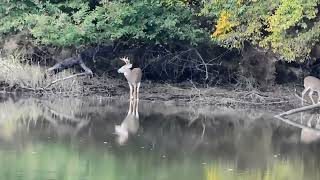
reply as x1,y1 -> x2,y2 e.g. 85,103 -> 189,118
0,95 -> 319,180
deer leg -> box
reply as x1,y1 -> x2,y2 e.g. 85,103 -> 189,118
133,97 -> 139,118
135,100 -> 139,118
128,98 -> 133,115
307,114 -> 315,127
317,91 -> 320,104
133,84 -> 137,100
135,83 -> 140,117
128,83 -> 133,100
309,90 -> 316,104
137,82 -> 141,101
302,87 -> 309,106
316,116 -> 320,129
132,97 -> 136,114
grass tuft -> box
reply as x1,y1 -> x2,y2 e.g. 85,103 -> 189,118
0,52 -> 83,94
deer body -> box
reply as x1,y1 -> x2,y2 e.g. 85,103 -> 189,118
123,68 -> 142,84
118,57 -> 142,100
302,76 -> 320,105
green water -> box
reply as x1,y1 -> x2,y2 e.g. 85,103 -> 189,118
0,95 -> 319,180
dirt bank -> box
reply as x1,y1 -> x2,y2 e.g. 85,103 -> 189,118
0,75 -> 302,113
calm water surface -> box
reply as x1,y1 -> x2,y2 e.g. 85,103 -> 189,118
0,95 -> 319,180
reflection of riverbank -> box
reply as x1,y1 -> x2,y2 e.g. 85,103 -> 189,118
0,97 -> 319,179
0,96 -> 300,146
0,96 -> 306,154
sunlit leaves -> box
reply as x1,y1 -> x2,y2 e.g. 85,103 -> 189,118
203,0 -> 320,61
212,11 -> 236,38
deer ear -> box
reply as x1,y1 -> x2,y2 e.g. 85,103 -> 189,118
128,64 -> 133,68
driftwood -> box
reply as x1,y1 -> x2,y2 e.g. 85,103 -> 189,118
275,91 -> 320,119
28,54 -> 93,91
275,103 -> 320,118
275,115 -> 320,132
14,72 -> 87,91
43,72 -> 87,90
274,99 -> 320,135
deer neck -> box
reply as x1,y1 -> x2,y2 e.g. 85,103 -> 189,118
123,69 -> 132,77
123,69 -> 133,82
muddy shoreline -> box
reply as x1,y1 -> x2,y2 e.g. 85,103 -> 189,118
0,75 -> 302,113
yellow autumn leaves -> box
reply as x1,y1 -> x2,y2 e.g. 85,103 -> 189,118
212,11 -> 236,38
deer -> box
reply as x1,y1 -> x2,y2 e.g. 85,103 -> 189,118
117,57 -> 142,100
302,76 -> 320,105
115,99 -> 140,145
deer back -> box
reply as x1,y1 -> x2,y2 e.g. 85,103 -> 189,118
304,76 -> 320,91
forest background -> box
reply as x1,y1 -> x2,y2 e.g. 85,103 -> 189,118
1,0 -> 320,94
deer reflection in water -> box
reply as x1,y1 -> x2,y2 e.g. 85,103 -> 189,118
115,99 -> 140,145
300,114 -> 320,144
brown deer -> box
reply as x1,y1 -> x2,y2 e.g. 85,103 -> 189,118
302,76 -> 320,105
117,57 -> 142,100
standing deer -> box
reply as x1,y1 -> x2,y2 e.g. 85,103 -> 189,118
302,76 -> 320,105
118,57 -> 142,100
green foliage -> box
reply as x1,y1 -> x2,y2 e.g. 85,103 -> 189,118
0,0 -> 207,47
3,0 -> 320,61
202,0 -> 320,61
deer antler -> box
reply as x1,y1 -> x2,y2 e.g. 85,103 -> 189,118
120,57 -> 130,64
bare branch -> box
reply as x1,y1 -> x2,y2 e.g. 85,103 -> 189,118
193,49 -> 208,80
43,72 -> 87,90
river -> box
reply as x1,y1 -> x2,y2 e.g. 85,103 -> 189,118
0,95 -> 319,180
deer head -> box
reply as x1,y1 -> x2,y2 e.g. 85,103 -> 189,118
117,57 -> 132,73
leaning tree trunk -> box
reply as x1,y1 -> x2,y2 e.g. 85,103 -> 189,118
47,54 -> 93,76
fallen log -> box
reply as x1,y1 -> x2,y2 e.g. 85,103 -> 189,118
275,103 -> 320,118
47,54 -> 93,76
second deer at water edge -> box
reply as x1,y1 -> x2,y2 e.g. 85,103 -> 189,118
302,76 -> 320,105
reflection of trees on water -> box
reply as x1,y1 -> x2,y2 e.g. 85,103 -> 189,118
39,98 -> 90,137
203,112 -> 320,180
276,112 -> 320,144
205,159 -> 304,180
1,97 -> 320,180
0,98 -> 42,140
299,114 -> 320,144
0,97 -> 91,140
274,112 -> 320,180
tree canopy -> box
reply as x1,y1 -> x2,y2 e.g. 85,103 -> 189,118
203,0 -> 320,61
0,0 -> 206,47
1,0 -> 320,61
